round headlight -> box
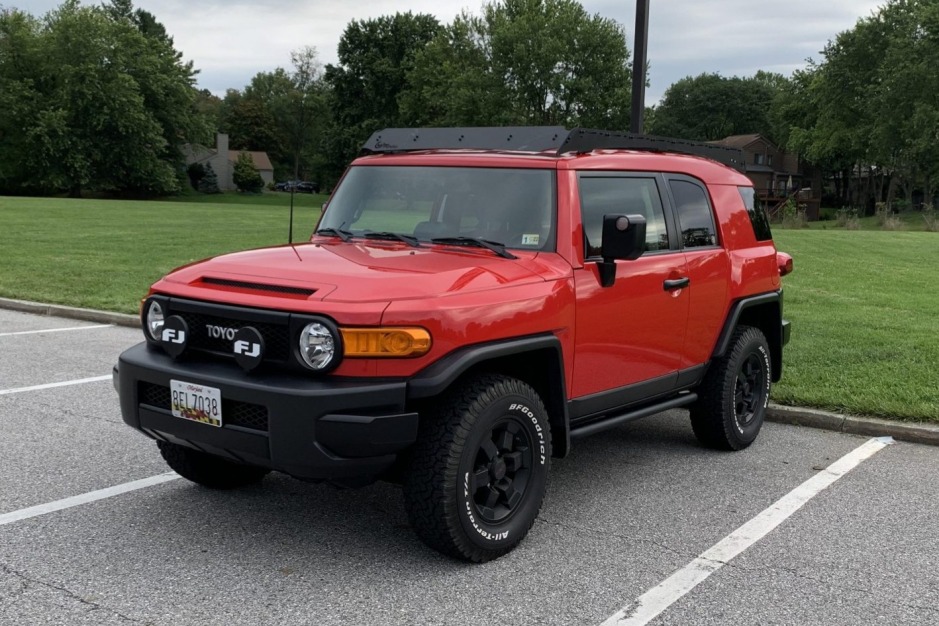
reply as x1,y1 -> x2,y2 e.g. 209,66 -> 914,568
145,300 -> 165,341
298,322 -> 338,370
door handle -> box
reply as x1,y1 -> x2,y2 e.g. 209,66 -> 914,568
663,277 -> 690,291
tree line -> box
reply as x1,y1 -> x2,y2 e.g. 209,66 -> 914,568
1,0 -> 936,211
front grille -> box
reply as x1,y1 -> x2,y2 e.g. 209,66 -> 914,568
175,311 -> 290,362
139,382 -> 270,432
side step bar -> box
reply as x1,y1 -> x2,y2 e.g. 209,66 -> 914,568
569,393 -> 698,439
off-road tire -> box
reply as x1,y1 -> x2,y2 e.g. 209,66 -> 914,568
157,440 -> 269,489
403,374 -> 551,562
690,325 -> 771,451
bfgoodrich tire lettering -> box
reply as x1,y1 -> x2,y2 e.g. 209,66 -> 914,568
157,440 -> 269,489
690,325 -> 771,451
403,374 -> 551,562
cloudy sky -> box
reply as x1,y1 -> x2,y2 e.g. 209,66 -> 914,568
17,0 -> 883,104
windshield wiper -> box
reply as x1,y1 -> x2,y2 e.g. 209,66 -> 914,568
430,237 -> 517,260
363,231 -> 422,247
315,227 -> 353,242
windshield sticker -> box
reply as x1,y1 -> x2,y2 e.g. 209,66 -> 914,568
521,234 -> 540,246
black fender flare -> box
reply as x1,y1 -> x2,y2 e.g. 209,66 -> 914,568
713,291 -> 785,382
407,334 -> 571,457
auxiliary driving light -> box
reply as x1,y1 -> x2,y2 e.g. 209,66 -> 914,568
145,300 -> 165,341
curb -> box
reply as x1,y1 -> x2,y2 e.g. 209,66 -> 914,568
0,297 -> 138,328
766,404 -> 939,447
1,296 -> 937,448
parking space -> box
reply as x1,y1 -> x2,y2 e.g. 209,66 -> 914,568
1,309 -> 938,625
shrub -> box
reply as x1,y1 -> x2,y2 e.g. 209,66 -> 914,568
780,198 -> 807,229
198,162 -> 220,194
876,202 -> 903,230
233,151 -> 264,193
837,208 -> 860,230
922,204 -> 938,232
186,162 -> 206,190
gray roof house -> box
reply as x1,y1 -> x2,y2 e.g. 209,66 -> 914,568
183,133 -> 274,191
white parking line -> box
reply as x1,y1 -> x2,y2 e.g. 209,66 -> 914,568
600,436 -> 894,626
0,473 -> 181,526
0,375 -> 112,396
0,324 -> 112,337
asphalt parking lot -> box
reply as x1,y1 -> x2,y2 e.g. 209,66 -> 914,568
1,307 -> 938,625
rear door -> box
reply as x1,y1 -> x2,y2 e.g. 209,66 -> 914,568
664,175 -> 729,370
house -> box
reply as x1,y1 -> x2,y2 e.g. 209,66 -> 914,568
183,133 -> 274,191
709,134 -> 820,220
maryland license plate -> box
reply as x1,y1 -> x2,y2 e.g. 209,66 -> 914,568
170,380 -> 222,427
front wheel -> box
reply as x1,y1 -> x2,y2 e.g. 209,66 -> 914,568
690,326 -> 771,451
403,374 -> 552,562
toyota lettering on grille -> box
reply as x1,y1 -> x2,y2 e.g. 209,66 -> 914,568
205,324 -> 238,340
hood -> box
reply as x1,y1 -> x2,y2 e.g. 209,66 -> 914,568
162,241 -> 549,303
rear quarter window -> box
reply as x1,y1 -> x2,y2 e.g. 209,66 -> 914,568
668,178 -> 717,248
738,186 -> 773,241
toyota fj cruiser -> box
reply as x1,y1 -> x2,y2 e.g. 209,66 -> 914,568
115,127 -> 792,562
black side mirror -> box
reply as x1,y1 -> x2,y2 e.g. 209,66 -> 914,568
598,214 -> 647,287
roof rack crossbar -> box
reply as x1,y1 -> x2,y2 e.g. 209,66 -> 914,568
360,127 -> 746,172
560,129 -> 746,172
361,127 -> 568,154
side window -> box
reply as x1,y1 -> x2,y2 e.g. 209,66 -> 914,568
738,186 -> 772,241
669,179 -> 717,248
579,176 -> 670,258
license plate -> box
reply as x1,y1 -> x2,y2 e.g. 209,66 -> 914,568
170,380 -> 222,427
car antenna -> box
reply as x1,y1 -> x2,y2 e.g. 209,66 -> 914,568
288,162 -> 297,244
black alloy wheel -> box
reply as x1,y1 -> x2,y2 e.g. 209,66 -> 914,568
735,352 -> 766,431
403,374 -> 551,562
690,325 -> 771,451
470,417 -> 533,524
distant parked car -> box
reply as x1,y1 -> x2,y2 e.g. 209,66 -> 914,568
273,180 -> 297,191
274,180 -> 319,193
295,181 -> 320,194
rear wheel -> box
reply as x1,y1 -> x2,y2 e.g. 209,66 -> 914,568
690,326 -> 771,450
157,441 -> 269,489
403,374 -> 551,562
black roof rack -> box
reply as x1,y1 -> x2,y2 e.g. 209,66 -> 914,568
360,127 -> 745,172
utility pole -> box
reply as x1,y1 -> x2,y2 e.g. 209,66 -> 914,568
630,0 -> 650,134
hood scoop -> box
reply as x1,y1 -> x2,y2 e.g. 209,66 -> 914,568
195,277 -> 316,299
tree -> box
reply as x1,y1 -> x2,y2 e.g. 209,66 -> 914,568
400,0 -> 632,129
233,151 -> 263,192
198,162 -> 220,194
398,15 -> 510,126
186,162 -> 206,190
0,1 -> 205,196
323,12 -> 442,182
221,88 -> 281,156
282,47 -> 327,183
218,49 -> 328,183
782,0 -> 939,210
650,73 -> 777,141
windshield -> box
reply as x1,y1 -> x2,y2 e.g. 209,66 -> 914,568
318,166 -> 556,251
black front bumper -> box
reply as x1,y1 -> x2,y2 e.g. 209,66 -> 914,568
115,343 -> 418,483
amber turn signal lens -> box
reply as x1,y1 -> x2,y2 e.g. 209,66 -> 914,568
340,328 -> 431,357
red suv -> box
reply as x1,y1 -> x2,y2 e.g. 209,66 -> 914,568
115,127 -> 792,562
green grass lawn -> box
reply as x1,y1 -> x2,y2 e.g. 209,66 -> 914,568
0,194 -> 325,313
1,195 -> 936,421
772,229 -> 938,421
